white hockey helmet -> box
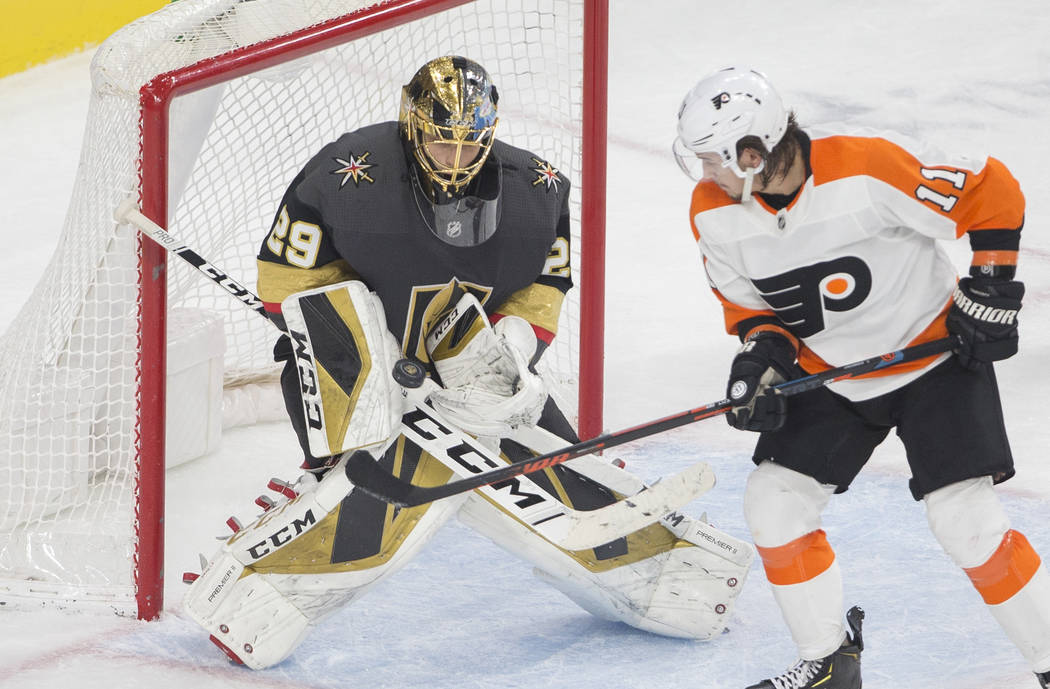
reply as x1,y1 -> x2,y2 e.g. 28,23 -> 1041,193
673,67 -> 789,182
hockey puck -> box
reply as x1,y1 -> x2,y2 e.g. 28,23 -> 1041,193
392,358 -> 426,388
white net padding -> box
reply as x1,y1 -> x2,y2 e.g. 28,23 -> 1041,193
0,0 -> 592,616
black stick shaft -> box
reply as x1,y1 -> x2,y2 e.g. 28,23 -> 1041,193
120,200 -> 959,507
346,336 -> 959,506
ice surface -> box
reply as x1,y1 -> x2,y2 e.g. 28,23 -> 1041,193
2,2 -> 1049,687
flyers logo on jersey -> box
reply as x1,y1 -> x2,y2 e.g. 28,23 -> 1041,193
752,256 -> 872,338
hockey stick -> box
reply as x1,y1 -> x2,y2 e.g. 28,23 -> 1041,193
343,335 -> 960,507
115,199 -> 269,319
510,424 -> 749,553
390,395 -> 715,548
115,199 -> 712,548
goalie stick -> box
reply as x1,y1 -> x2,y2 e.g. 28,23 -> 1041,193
510,424 -> 752,554
342,335 -> 960,507
116,199 -> 712,549
384,393 -> 715,548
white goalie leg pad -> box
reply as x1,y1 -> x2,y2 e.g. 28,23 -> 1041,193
539,509 -> 754,639
925,477 -> 1050,669
182,551 -> 308,669
183,451 -> 466,669
458,474 -> 753,639
744,461 -> 846,660
554,452 -> 756,568
281,280 -> 404,458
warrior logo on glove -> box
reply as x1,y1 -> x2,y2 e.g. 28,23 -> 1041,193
946,276 -> 1024,370
950,284 -> 1018,325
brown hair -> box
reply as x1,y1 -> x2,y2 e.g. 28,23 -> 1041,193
736,112 -> 802,186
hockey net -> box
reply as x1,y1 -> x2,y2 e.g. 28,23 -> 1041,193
0,0 -> 605,619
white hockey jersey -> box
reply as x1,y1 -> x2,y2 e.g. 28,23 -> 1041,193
691,124 -> 1024,400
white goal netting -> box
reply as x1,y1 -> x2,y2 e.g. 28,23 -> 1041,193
0,0 -> 593,616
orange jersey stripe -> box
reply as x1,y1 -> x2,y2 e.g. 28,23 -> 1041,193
811,136 -> 1024,237
689,180 -> 738,240
971,250 -> 1018,268
755,529 -> 836,586
963,530 -> 1042,605
745,323 -> 800,353
709,284 -> 777,336
797,297 -> 952,379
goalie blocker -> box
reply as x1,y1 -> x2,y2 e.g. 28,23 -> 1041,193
182,281 -> 754,669
278,279 -> 404,458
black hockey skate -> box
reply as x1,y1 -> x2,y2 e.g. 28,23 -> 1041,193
1037,670 -> 1049,688
745,606 -> 864,689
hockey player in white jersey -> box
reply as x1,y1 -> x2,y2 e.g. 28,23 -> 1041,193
674,66 -> 1050,689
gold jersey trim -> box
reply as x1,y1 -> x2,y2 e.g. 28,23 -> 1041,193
256,259 -> 359,305
248,439 -> 455,574
495,283 -> 565,335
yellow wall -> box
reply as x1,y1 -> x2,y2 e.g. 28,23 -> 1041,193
1,0 -> 168,78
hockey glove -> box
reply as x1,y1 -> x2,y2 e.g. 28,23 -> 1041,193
725,332 -> 796,432
427,300 -> 547,438
946,277 -> 1024,371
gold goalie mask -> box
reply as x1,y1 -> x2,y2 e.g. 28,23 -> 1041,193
400,55 -> 502,247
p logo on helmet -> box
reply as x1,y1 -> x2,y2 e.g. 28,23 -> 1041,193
673,67 -> 788,182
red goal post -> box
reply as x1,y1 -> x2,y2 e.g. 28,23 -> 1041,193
0,0 -> 607,620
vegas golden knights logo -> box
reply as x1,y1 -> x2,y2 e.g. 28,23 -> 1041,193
752,256 -> 872,338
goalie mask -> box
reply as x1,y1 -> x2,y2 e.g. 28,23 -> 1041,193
672,66 -> 788,183
409,156 -> 503,248
401,56 -> 503,247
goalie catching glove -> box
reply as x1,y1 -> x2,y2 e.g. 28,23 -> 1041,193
726,330 -> 796,432
946,276 -> 1024,371
426,292 -> 547,438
